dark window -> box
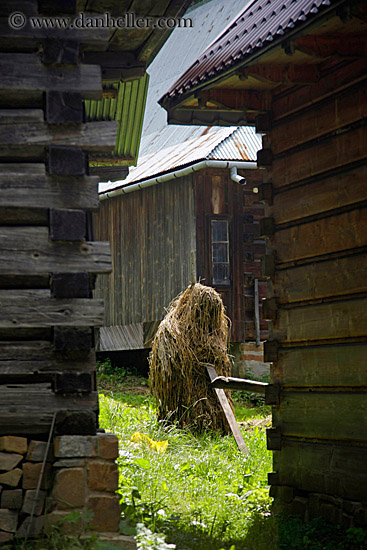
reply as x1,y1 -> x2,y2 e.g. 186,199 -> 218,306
211,219 -> 230,286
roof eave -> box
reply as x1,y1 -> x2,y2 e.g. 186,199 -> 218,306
159,0 -> 348,115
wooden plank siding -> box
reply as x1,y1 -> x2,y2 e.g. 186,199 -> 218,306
194,168 -> 245,342
94,176 -> 197,349
94,167 -> 261,350
262,57 -> 367,511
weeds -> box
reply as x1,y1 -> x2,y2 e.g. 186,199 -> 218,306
98,368 -> 273,550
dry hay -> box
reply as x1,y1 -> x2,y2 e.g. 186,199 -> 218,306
149,283 -> 233,434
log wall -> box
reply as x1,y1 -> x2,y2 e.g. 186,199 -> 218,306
259,58 -> 367,525
0,2 -> 112,437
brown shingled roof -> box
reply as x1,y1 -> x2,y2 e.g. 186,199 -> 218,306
160,0 -> 337,105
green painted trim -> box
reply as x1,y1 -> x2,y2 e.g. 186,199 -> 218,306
84,74 -> 149,165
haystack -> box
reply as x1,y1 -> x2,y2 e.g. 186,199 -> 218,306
149,283 -> 233,434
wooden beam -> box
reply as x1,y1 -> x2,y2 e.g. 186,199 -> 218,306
51,273 -> 90,299
210,375 -> 268,394
0,385 -> 98,435
0,54 -> 102,104
241,64 -> 320,84
272,297 -> 367,344
83,51 -> 146,82
0,20 -> 110,53
54,327 -> 93,351
0,120 -> 118,158
272,57 -> 367,121
0,164 -> 99,210
200,88 -> 271,113
45,92 -> 84,124
0,227 -> 112,274
206,366 -> 249,454
48,146 -> 87,176
0,296 -> 104,328
50,209 -> 86,241
42,38 -> 79,65
294,34 -> 367,59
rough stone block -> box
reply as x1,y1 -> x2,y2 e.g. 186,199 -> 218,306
44,510 -> 85,535
17,515 -> 44,538
53,458 -> 85,469
320,501 -> 340,525
0,531 -> 13,545
87,495 -> 120,532
52,468 -> 86,509
88,461 -> 118,493
96,534 -> 137,550
291,496 -> 308,520
0,469 -> 22,487
95,433 -> 119,460
22,489 -> 46,516
0,509 -> 18,533
1,489 -> 23,510
0,453 -> 23,472
22,462 -> 52,490
26,441 -> 53,463
0,436 -> 27,455
54,436 -> 95,458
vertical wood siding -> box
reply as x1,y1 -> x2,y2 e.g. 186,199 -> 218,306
194,168 -> 245,342
94,176 -> 196,331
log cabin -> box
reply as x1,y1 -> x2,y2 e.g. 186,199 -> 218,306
0,0 -> 191,542
160,0 -> 367,528
93,0 -> 270,378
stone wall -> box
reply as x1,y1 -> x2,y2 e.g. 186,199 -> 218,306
231,342 -> 270,381
0,433 -> 131,547
271,485 -> 367,528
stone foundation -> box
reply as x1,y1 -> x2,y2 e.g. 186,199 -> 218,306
230,342 -> 270,380
271,485 -> 367,528
0,433 -> 130,547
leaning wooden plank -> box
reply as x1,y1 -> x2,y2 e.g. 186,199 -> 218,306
272,297 -> 367,343
0,121 -> 118,158
211,376 -> 267,394
0,164 -> 99,210
0,227 -> 111,274
0,297 -> 104,327
0,54 -> 102,102
206,366 -> 248,454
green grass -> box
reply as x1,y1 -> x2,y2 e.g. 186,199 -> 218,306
98,365 -> 273,550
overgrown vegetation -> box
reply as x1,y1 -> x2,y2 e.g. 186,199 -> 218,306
97,362 -> 367,550
6,362 -> 366,549
98,360 -> 273,549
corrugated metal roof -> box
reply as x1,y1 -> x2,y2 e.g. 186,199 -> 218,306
99,125 -> 261,193
98,0 -> 261,193
139,0 -> 251,158
160,0 -> 334,103
211,126 -> 260,161
84,73 -> 149,165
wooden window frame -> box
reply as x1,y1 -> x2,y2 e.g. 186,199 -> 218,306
210,217 -> 231,287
